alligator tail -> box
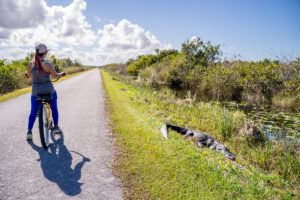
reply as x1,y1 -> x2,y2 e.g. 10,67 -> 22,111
166,124 -> 189,135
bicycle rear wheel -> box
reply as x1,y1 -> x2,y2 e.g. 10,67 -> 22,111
39,103 -> 51,149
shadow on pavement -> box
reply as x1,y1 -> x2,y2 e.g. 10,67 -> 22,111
27,133 -> 91,196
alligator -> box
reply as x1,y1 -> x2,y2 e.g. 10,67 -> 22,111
161,124 -> 236,160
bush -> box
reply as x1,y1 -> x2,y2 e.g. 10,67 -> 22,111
0,59 -> 28,94
121,38 -> 300,108
0,65 -> 17,94
128,49 -> 179,76
0,55 -> 89,95
103,64 -> 128,75
127,55 -> 157,76
181,37 -> 221,67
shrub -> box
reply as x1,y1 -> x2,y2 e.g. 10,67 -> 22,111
181,37 -> 221,67
128,49 -> 179,76
0,59 -> 28,94
139,67 -> 160,88
127,55 -> 158,76
122,38 -> 300,109
0,55 -> 89,95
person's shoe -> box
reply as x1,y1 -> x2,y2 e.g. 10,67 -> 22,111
26,130 -> 32,140
53,126 -> 62,134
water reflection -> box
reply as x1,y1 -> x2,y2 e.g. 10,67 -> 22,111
265,131 -> 286,141
222,101 -> 299,142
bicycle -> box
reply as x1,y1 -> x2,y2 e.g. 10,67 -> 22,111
25,72 -> 65,149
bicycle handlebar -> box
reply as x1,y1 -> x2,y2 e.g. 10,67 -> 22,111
51,72 -> 66,82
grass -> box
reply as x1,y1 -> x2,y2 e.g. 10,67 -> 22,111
63,66 -> 88,74
220,109 -> 234,141
272,94 -> 300,110
102,70 -> 298,199
0,68 -> 92,103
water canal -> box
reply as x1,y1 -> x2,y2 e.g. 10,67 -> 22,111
223,101 -> 299,142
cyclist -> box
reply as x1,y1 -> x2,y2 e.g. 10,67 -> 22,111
26,43 -> 64,140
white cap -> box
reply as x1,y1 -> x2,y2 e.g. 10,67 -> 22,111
35,43 -> 48,54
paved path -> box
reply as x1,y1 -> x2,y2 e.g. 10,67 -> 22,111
0,69 -> 122,200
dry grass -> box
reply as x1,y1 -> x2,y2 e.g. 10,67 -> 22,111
272,94 -> 299,109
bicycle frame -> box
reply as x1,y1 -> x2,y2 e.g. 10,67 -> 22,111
45,103 -> 52,128
25,71 -> 65,149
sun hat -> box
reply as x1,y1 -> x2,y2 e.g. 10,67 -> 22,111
35,43 -> 49,54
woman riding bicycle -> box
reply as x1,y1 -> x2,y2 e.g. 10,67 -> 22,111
26,43 -> 64,140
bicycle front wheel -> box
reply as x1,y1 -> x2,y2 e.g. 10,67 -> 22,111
39,103 -> 51,149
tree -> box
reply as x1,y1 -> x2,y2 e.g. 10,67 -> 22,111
65,58 -> 72,67
181,37 -> 221,67
74,59 -> 82,66
49,55 -> 60,72
50,55 -> 57,65
156,49 -> 179,62
25,53 -> 34,61
0,60 -> 5,67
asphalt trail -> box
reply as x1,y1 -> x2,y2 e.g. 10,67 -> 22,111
0,69 -> 122,200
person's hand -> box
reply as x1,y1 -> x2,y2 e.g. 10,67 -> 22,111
59,72 -> 66,77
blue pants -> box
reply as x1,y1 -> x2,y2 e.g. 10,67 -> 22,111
28,92 -> 59,130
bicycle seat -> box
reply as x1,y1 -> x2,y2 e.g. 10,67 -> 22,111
35,94 -> 53,101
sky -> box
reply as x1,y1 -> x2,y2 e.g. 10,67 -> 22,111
0,0 -> 299,65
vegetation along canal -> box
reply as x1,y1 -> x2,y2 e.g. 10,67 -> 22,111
223,101 -> 300,142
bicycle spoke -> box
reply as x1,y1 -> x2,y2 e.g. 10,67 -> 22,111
42,104 -> 50,147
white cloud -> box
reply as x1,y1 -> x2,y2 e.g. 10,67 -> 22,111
0,0 -> 47,29
50,18 -> 172,65
0,28 -> 11,39
0,47 -> 32,60
189,36 -> 198,43
98,19 -> 162,50
94,16 -> 101,23
0,0 -> 96,47
228,46 -> 236,50
0,1 -> 171,65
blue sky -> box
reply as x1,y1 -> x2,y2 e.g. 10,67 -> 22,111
56,0 -> 300,60
0,0 -> 299,64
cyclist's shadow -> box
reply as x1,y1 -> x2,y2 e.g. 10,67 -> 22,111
27,133 -> 90,196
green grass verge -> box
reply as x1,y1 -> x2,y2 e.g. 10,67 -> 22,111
0,69 -> 92,103
102,70 -> 297,200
